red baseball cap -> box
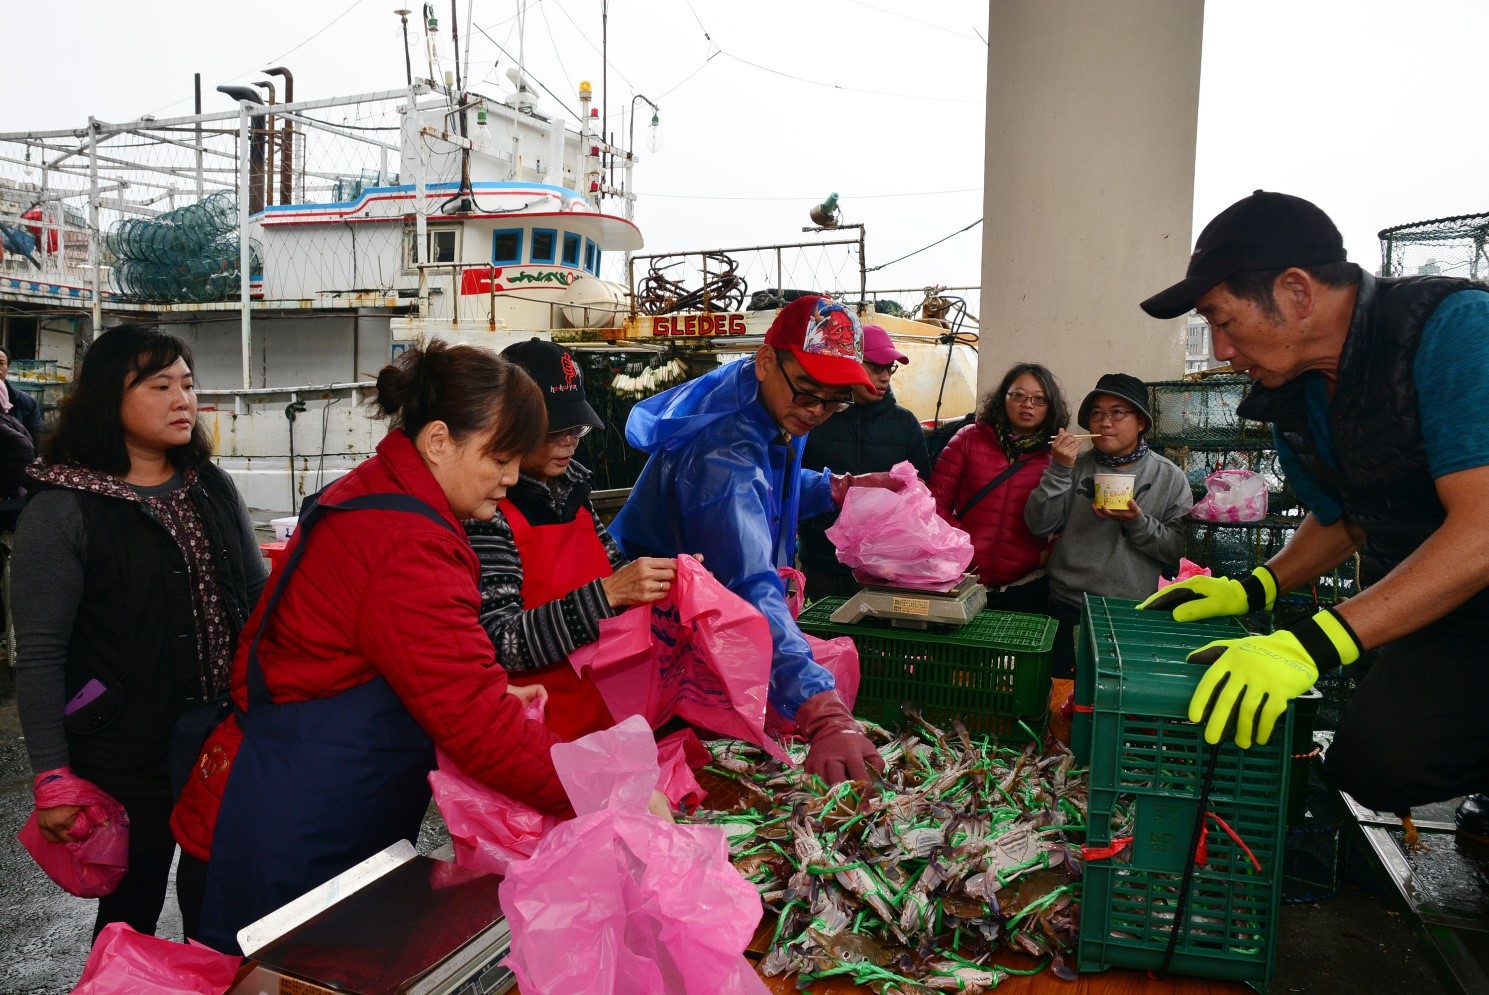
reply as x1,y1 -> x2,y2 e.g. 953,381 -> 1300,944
763,295 -> 875,390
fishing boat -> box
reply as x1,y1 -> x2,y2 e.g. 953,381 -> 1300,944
0,29 -> 978,513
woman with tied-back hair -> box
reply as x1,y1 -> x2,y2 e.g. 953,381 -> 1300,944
12,324 -> 266,943
929,362 -> 1070,613
172,341 -> 668,955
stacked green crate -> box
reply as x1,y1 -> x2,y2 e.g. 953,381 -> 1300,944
797,599 -> 1055,742
1078,597 -> 1291,991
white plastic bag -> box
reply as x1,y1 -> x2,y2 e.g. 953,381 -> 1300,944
1190,469 -> 1267,523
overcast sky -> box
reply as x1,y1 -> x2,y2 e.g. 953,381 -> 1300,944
5,1 -> 1487,304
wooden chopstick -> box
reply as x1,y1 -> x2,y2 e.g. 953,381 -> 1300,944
1050,432 -> 1102,440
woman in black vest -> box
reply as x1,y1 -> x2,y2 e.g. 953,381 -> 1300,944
12,324 -> 266,942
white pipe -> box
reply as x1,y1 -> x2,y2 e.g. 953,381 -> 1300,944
87,118 -> 101,338
238,102 -> 252,390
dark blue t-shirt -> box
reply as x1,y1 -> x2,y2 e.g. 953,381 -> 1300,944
1275,288 -> 1489,524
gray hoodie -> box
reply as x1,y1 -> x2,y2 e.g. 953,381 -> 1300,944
1023,448 -> 1193,608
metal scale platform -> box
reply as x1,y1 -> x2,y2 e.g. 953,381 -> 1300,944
229,841 -> 517,995
828,572 -> 987,628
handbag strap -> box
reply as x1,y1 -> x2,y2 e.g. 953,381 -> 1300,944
955,458 -> 1027,519
245,491 -> 458,711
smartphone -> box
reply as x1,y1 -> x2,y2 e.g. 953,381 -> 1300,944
63,679 -> 107,717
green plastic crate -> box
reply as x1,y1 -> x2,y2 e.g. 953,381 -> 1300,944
1072,597 -> 1249,764
798,599 -> 1055,742
1077,597 -> 1291,992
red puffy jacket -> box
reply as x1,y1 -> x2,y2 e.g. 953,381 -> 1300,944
928,423 -> 1051,587
172,430 -> 570,859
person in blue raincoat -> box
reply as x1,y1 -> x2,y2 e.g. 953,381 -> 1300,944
610,295 -> 899,784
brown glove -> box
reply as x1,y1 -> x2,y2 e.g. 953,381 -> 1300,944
829,471 -> 906,507
796,691 -> 886,785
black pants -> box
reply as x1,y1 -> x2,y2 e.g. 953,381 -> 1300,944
1326,614 -> 1489,813
803,566 -> 861,603
984,576 -> 1051,616
1046,599 -> 1083,681
93,792 -> 205,941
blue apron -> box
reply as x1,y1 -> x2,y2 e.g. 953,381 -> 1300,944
198,492 -> 455,954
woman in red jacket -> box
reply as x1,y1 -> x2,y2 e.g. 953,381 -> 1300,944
929,363 -> 1069,613
176,342 -> 664,954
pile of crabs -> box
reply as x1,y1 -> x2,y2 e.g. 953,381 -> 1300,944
689,710 -> 1090,993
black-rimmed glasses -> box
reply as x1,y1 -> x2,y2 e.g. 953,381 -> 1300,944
777,360 -> 852,413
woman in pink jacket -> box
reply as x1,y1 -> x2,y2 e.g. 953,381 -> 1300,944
929,363 -> 1069,612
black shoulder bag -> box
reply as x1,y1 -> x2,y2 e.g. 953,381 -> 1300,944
954,458 -> 1027,520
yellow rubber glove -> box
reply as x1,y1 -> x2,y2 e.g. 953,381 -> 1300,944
1187,608 -> 1362,748
1138,566 -> 1278,622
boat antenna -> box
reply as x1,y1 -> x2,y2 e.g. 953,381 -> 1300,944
462,0 -> 475,92
448,0 -> 463,92
395,9 -> 413,87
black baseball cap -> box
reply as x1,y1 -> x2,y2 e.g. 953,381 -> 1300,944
500,338 -> 604,432
1140,191 -> 1347,319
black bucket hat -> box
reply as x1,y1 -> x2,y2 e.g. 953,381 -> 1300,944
500,338 -> 604,433
1077,373 -> 1152,431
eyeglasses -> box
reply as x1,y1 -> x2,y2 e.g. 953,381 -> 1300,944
777,359 -> 852,413
547,424 -> 593,442
1006,389 -> 1049,408
865,361 -> 899,376
1088,407 -> 1135,423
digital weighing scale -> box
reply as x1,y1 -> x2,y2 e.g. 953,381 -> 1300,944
228,841 -> 517,995
828,572 -> 987,628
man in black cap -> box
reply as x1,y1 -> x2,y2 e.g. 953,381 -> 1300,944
465,339 -> 678,743
1138,191 -> 1489,840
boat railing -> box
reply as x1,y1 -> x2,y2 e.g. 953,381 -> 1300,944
413,259 -> 567,331
626,236 -> 866,317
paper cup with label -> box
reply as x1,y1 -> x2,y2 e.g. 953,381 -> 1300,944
271,516 -> 299,542
1093,473 -> 1136,511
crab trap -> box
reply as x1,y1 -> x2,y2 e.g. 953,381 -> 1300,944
1076,597 -> 1293,992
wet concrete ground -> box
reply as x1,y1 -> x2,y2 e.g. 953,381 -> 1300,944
0,684 -> 1449,995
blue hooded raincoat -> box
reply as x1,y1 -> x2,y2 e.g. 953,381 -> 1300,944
609,358 -> 838,720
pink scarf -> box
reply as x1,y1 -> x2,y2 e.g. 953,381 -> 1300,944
0,379 -> 14,414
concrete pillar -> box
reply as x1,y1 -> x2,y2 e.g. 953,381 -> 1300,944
980,0 -> 1203,417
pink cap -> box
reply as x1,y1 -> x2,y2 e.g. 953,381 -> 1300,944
861,324 -> 909,366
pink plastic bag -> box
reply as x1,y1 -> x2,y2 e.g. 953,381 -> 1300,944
767,634 -> 859,737
429,696 -> 563,876
1191,469 -> 1268,522
72,922 -> 240,995
429,749 -> 566,876
655,728 -> 710,808
806,635 -> 859,713
499,716 -> 768,995
777,566 -> 806,619
825,461 -> 974,587
568,555 -> 788,761
1158,557 -> 1213,590
18,768 -> 130,898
